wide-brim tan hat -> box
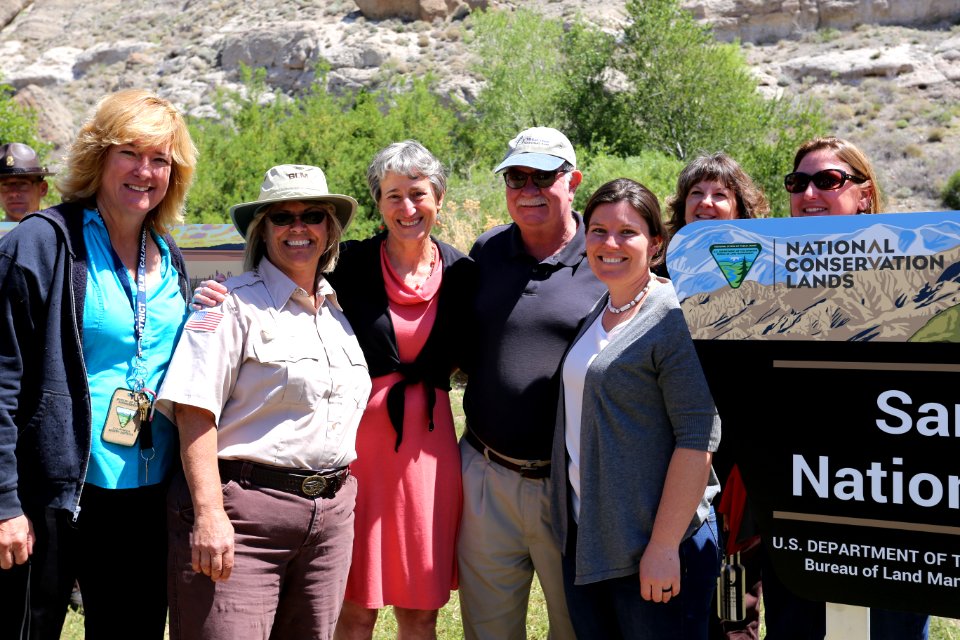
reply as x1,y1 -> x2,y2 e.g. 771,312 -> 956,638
230,164 -> 358,239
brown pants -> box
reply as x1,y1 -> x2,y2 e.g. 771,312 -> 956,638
166,469 -> 356,640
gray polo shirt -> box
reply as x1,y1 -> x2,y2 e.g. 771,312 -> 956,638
463,214 -> 606,461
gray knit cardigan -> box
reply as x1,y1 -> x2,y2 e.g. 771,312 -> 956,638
550,281 -> 721,585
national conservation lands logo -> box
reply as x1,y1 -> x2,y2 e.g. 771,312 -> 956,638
709,243 -> 761,289
116,405 -> 136,427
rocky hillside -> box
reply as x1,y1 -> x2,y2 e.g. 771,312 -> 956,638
2,0 -> 959,213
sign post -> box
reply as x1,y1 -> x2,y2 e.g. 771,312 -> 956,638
667,211 -> 960,629
826,603 -> 869,638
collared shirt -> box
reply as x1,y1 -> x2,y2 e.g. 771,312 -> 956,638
82,208 -> 186,488
157,258 -> 371,470
463,213 -> 607,460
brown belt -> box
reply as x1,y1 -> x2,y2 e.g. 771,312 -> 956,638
218,459 -> 349,499
464,430 -> 551,479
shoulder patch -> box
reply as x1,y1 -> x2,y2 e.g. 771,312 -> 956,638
184,310 -> 224,332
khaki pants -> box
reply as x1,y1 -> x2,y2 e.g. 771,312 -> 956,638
457,440 -> 575,640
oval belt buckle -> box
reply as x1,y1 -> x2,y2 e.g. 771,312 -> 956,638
301,474 -> 327,497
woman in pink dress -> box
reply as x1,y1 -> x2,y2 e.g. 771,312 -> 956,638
331,140 -> 472,640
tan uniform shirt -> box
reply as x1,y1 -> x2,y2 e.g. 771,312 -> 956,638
157,258 -> 371,470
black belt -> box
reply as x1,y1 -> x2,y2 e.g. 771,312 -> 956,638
218,459 -> 349,499
464,430 -> 551,479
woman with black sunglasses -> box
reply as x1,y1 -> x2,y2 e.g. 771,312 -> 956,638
190,144 -> 473,640
766,137 -> 930,640
157,165 -> 373,639
786,136 -> 882,217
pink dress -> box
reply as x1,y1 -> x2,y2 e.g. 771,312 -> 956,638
343,246 -> 462,609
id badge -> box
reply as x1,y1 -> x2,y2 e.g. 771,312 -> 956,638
102,388 -> 147,447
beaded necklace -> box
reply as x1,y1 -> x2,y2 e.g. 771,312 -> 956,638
606,280 -> 651,314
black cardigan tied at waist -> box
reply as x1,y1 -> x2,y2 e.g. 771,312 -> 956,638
329,232 -> 475,452
384,360 -> 452,452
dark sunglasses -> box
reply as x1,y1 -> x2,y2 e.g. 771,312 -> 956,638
265,206 -> 332,227
784,169 -> 866,194
503,168 -> 567,190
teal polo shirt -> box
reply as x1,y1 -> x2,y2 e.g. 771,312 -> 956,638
82,208 -> 187,488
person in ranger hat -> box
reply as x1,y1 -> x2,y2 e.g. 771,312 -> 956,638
0,142 -> 54,222
456,127 -> 605,640
157,164 -> 372,640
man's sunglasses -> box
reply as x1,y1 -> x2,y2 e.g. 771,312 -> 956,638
264,204 -> 333,227
784,169 -> 866,194
503,168 -> 567,190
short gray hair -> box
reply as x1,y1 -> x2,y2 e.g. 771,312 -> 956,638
366,140 -> 446,204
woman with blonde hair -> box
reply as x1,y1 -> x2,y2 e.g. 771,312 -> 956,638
786,136 -> 882,216
775,136 -> 928,640
0,89 -> 196,639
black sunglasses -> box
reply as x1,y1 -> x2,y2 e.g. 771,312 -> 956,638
503,168 -> 567,190
784,169 -> 866,194
265,206 -> 331,227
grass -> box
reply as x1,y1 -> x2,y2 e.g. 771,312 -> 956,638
59,385 -> 959,638
60,577 -> 550,639
58,582 -> 960,639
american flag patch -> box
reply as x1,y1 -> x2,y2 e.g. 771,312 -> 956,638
184,310 -> 224,332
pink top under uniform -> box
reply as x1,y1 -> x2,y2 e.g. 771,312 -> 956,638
343,248 -> 461,609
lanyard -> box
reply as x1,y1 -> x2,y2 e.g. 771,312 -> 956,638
99,212 -> 149,392
97,212 -> 158,471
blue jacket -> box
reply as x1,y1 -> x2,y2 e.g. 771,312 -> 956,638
0,202 -> 189,520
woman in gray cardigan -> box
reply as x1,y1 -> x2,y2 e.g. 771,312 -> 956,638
551,178 -> 722,639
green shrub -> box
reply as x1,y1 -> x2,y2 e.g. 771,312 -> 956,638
187,66 -> 459,240
941,170 -> 960,210
903,144 -> 923,158
575,151 -> 686,214
458,8 -> 574,166
185,0 -> 826,241
462,0 -> 823,219
0,76 -> 49,162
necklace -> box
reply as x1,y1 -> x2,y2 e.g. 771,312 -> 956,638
607,280 -> 651,314
413,245 -> 437,290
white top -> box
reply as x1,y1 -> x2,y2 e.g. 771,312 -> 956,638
157,258 -> 371,470
561,308 -> 629,522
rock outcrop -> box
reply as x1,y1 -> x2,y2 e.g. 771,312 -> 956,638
685,0 -> 960,44
0,0 -> 957,213
354,0 -> 486,22
13,84 -> 75,150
